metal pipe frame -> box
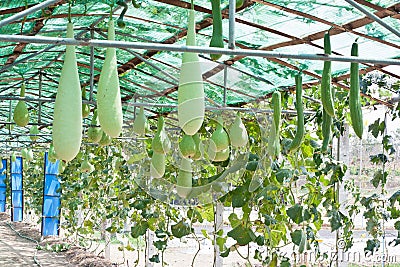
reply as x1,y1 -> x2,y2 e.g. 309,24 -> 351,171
0,0 -> 61,28
343,0 -> 400,39
0,34 -> 398,65
0,4 -> 125,75
0,100 -> 314,116
228,0 -> 236,50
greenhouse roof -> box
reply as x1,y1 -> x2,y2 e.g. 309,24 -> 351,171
0,0 -> 399,149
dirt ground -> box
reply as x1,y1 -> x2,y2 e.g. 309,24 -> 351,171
0,212 -> 114,267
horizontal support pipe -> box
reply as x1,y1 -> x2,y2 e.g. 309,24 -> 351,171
0,96 -> 315,115
0,35 -> 399,65
0,95 -> 95,104
0,0 -> 61,28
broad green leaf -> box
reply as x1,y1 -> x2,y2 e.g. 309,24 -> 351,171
228,213 -> 241,228
227,225 -> 256,246
286,204 -> 304,224
131,221 -> 149,238
171,220 -> 192,238
291,229 -> 303,245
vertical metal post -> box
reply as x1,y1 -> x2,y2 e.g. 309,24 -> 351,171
214,201 -> 223,267
381,111 -> 388,267
223,65 -> 228,107
89,28 -> 95,102
335,123 -> 350,267
228,0 -> 236,49
103,219 -> 111,260
38,71 -> 42,123
145,230 -> 155,267
8,101 -> 12,134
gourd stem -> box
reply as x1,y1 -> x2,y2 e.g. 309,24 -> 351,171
109,4 -> 113,20
191,0 -> 194,10
68,1 -> 72,23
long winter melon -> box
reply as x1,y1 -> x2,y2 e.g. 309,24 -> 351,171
97,19 -> 123,138
52,22 -> 82,162
178,9 -> 205,135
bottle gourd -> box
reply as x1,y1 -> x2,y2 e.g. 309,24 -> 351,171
229,113 -> 248,148
97,19 -> 123,138
13,83 -> 29,127
52,22 -> 82,162
87,109 -> 103,143
178,9 -> 205,136
152,117 -> 171,154
132,106 -> 147,136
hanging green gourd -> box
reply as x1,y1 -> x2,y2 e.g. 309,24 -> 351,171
268,91 -> 281,158
97,13 -> 123,138
229,113 -> 248,148
29,125 -> 39,141
52,21 -> 82,162
236,0 -> 244,8
0,160 -> 3,170
208,147 -> 230,162
152,117 -> 171,154
288,74 -> 305,153
321,30 -> 335,117
80,155 -> 95,174
21,148 -> 27,159
13,83 -> 29,127
131,0 -> 140,8
48,143 -> 57,163
132,106 -> 147,136
210,118 -> 229,152
179,134 -> 197,158
99,131 -> 112,146
321,107 -> 332,153
176,157 -> 192,198
349,40 -> 363,139
58,160 -> 66,174
150,152 -> 165,178
26,149 -> 34,162
87,109 -> 103,143
209,0 -> 224,60
11,152 -> 16,162
192,133 -> 204,160
178,6 -> 205,136
81,87 -> 90,119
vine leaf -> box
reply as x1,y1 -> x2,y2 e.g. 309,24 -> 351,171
228,213 -> 241,228
286,204 -> 304,224
371,170 -> 387,188
364,239 -> 380,256
290,229 -> 303,246
149,254 -> 160,263
171,220 -> 192,238
369,153 -> 388,165
227,225 -> 256,246
368,118 -> 385,138
131,220 -> 149,238
328,208 -> 343,231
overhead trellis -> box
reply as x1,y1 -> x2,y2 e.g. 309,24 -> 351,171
0,0 -> 399,148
